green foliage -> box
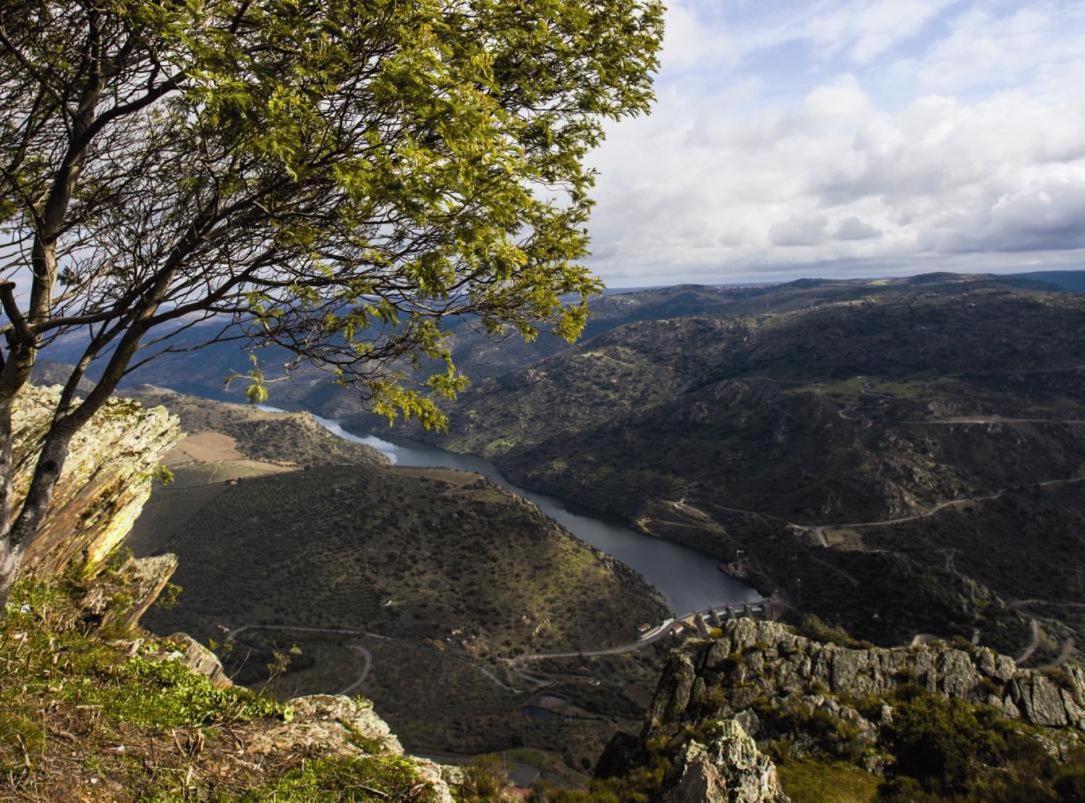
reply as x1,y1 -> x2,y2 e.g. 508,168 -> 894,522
879,686 -> 1080,802
100,654 -> 286,728
794,614 -> 874,649
2,0 -> 665,432
754,696 -> 867,762
234,755 -> 440,802
460,755 -> 511,800
155,581 -> 183,611
883,688 -> 998,795
1,579 -> 288,734
775,759 -> 880,803
155,465 -> 175,486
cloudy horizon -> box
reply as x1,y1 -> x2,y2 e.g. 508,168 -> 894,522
585,1 -> 1085,287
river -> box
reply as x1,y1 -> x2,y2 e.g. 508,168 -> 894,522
293,412 -> 762,615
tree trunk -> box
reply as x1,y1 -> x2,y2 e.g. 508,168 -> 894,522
0,395 -> 22,611
6,421 -> 77,560
0,415 -> 77,611
0,342 -> 37,610
0,310 -> 159,607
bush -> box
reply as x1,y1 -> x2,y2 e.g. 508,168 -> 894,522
881,687 -> 1068,801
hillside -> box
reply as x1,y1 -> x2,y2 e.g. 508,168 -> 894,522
122,392 -> 670,777
383,275 -> 1085,658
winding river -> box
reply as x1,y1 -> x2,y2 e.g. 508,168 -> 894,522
299,412 -> 761,615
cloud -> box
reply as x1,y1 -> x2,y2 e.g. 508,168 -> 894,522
584,1 -> 1085,285
805,0 -> 961,64
835,217 -> 882,241
771,216 -> 829,247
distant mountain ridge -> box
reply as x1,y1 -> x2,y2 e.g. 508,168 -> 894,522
383,273 -> 1085,661
1010,269 -> 1085,293
41,270 -> 1082,415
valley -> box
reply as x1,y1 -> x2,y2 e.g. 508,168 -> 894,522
357,274 -> 1085,665
44,270 -> 1085,797
123,391 -> 682,780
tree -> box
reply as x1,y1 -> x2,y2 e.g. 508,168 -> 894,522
0,0 -> 664,605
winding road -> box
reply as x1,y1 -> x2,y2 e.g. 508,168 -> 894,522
1016,619 -> 1043,664
507,605 -> 751,665
226,624 -> 378,694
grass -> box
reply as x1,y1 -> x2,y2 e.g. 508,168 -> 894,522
776,759 -> 880,802
234,755 -> 441,802
0,577 -> 445,801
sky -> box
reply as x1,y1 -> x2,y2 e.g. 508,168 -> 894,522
585,0 -> 1085,286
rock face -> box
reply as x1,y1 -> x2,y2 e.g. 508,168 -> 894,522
165,632 -> 233,688
607,619 -> 1085,802
664,719 -> 789,803
244,695 -> 455,802
79,553 -> 179,634
648,619 -> 1085,736
12,385 -> 181,577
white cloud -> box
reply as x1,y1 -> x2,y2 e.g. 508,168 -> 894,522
771,216 -> 829,247
806,0 -> 962,64
584,1 -> 1085,284
835,217 -> 882,241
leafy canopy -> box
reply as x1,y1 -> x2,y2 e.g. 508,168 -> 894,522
0,0 -> 664,426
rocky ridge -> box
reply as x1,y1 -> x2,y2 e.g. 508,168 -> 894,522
648,619 -> 1085,736
609,617 -> 1085,800
13,385 -> 181,575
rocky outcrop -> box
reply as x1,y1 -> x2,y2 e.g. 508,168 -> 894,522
664,719 -> 789,803
603,619 -> 1085,801
12,385 -> 181,577
79,553 -> 179,634
243,695 -> 455,802
165,632 -> 233,688
648,619 -> 1085,735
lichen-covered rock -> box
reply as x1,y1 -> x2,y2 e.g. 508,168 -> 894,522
664,720 -> 789,803
1021,674 -> 1070,727
79,554 -> 179,634
164,632 -> 232,688
244,695 -> 454,802
249,694 -> 404,756
12,385 -> 180,577
650,652 -> 697,727
648,619 -> 1085,735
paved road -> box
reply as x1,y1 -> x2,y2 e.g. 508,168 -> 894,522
339,645 -> 373,695
798,475 -> 1085,535
1011,599 -> 1085,610
509,606 -> 736,665
1041,638 -> 1076,670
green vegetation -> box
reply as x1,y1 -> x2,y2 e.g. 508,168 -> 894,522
411,277 -> 1085,654
0,577 -> 454,800
137,460 -> 666,767
236,755 -> 440,802
142,464 -> 664,657
117,392 -> 670,780
775,760 -> 880,802
879,687 -> 1085,801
